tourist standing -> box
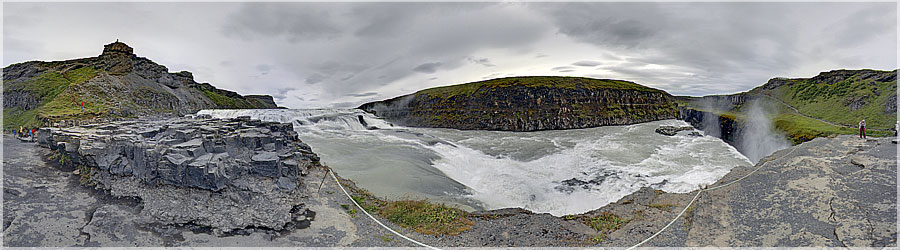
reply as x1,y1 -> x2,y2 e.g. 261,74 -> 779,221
858,120 -> 866,139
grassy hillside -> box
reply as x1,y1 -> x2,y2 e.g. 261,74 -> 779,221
419,76 -> 665,99
361,76 -> 677,131
4,41 -> 281,131
751,69 -> 896,129
682,69 -> 897,144
3,67 -> 100,130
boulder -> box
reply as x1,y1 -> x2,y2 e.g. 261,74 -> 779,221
655,125 -> 695,136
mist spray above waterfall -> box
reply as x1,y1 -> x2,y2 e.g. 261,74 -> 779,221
739,99 -> 791,164
700,98 -> 725,137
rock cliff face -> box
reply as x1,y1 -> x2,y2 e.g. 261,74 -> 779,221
678,107 -> 741,144
3,41 -> 280,130
360,76 -> 678,131
37,116 -> 318,233
677,69 -> 897,146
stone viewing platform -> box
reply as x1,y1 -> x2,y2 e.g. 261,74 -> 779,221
37,116 -> 321,233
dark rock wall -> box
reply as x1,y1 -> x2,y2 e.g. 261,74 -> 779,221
39,117 -> 317,191
37,117 -> 320,231
361,85 -> 678,131
678,107 -> 742,145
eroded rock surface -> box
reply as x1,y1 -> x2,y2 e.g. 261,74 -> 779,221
37,117 -> 320,233
599,135 -> 897,247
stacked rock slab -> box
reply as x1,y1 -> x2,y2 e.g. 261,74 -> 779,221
38,116 -> 320,233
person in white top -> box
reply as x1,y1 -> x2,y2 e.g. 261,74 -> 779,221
858,120 -> 866,139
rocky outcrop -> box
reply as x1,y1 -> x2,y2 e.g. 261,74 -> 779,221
3,41 -> 280,130
597,135 -> 896,247
360,76 -> 678,131
678,107 -> 741,144
37,116 -> 319,233
654,125 -> 695,136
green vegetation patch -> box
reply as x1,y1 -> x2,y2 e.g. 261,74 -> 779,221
4,108 -> 41,130
567,211 -> 636,243
418,76 -> 664,99
584,212 -> 628,233
381,200 -> 474,236
201,89 -> 256,109
345,184 -> 473,236
773,113 -> 891,144
763,73 -> 896,129
3,67 -> 99,130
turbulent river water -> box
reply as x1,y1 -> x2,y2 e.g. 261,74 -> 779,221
198,109 -> 752,216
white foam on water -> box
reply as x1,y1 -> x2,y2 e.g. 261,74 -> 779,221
198,109 -> 753,216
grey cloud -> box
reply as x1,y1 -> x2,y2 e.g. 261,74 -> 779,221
533,2 -> 896,95
271,87 -> 296,100
572,61 -> 603,67
8,2 -> 893,109
467,57 -> 495,67
824,4 -> 896,48
256,64 -> 274,75
222,3 -> 344,42
346,92 -> 378,97
306,73 -> 326,84
413,62 -> 442,74
482,73 -> 502,79
552,66 -> 575,72
218,2 -> 551,103
329,101 -> 357,108
256,64 -> 273,72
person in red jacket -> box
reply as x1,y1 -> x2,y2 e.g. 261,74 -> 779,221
858,120 -> 866,139
80,101 -> 84,112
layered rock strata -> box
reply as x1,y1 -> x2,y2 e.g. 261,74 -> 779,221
37,116 -> 319,233
360,76 -> 678,131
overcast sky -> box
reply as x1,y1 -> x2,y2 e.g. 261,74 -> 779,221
4,2 -> 897,108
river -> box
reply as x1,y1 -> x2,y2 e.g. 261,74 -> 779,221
197,109 -> 752,216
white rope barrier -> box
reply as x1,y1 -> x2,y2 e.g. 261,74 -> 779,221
626,146 -> 799,249
327,169 -> 441,250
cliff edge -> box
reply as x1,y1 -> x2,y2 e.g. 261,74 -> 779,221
594,135 -> 896,247
359,76 -> 678,131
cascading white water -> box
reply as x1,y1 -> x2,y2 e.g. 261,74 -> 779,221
198,109 -> 752,216
738,100 -> 792,163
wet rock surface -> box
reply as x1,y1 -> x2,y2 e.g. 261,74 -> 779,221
599,135 -> 897,247
655,125 -> 696,136
36,117 -> 319,232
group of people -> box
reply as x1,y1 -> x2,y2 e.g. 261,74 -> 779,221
12,126 -> 38,142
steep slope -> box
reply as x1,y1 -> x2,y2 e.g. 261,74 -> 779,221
676,69 -> 897,144
3,41 -> 279,130
750,69 -> 897,129
359,76 -> 678,131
